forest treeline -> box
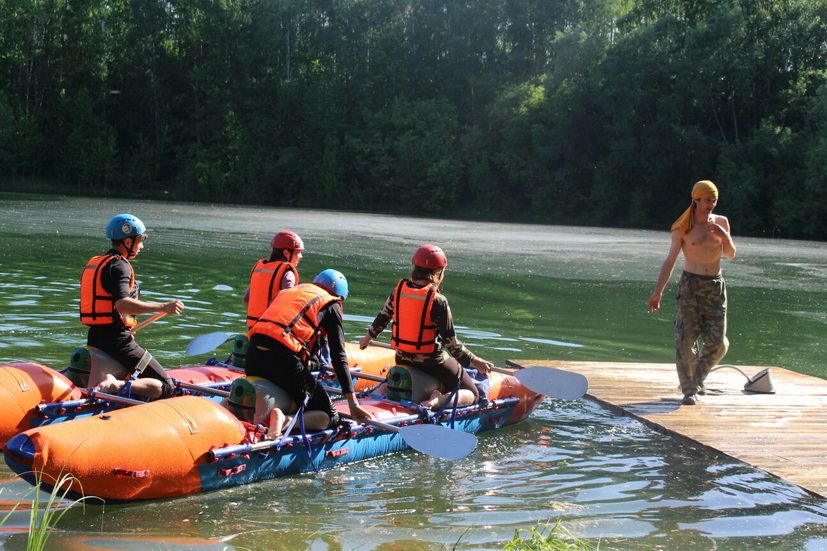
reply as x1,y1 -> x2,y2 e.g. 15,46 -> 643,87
1,0 -> 826,239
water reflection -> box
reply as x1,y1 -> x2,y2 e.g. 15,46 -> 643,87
1,533 -> 238,551
519,336 -> 584,348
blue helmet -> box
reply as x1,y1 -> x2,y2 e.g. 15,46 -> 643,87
106,214 -> 146,241
313,269 -> 348,300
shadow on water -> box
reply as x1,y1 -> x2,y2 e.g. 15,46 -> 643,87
0,195 -> 826,549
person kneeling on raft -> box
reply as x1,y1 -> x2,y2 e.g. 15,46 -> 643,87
222,377 -> 291,438
244,269 -> 373,432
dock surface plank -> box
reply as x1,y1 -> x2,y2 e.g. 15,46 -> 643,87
512,360 -> 827,498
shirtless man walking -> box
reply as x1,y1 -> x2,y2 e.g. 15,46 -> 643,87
647,180 -> 737,405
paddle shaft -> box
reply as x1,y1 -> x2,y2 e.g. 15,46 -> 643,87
369,339 -> 587,399
208,411 -> 427,461
321,384 -> 411,433
131,311 -> 167,334
174,380 -> 231,398
346,370 -> 386,383
37,393 -> 142,414
208,433 -> 298,460
367,339 -> 393,350
340,412 -> 400,434
84,389 -> 145,407
341,411 -> 478,461
370,339 -> 513,376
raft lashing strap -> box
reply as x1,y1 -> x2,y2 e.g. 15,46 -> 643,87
122,379 -> 134,400
219,464 -> 247,477
113,468 -> 150,478
296,394 -> 319,473
432,364 -> 483,429
240,421 -> 268,444
449,386 -> 460,429
134,350 -> 151,378
4,367 -> 32,392
441,368 -> 462,429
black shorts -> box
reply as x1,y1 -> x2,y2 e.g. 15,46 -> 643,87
246,334 -> 338,425
87,325 -> 168,382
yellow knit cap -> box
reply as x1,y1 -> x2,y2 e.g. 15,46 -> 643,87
671,180 -> 719,233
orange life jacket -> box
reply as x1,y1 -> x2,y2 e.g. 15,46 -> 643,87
391,279 -> 438,354
79,254 -> 137,328
248,284 -> 340,357
246,259 -> 298,327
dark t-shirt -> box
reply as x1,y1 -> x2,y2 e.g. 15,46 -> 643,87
101,251 -> 135,303
317,302 -> 351,393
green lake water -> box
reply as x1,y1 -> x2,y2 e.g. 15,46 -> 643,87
0,194 -> 825,550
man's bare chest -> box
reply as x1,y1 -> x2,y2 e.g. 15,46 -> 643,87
684,227 -> 721,256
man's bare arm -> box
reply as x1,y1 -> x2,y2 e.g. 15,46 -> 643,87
711,215 -> 736,260
115,297 -> 185,316
647,231 -> 683,312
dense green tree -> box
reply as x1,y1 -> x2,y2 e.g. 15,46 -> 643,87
0,0 -> 825,239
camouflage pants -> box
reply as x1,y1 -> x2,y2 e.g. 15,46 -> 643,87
675,271 -> 729,396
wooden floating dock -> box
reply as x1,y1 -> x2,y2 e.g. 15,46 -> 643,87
510,360 -> 827,499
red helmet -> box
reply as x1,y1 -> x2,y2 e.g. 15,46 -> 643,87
412,244 -> 447,269
271,231 -> 304,251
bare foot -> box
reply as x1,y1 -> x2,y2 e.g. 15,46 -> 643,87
94,374 -> 124,394
267,409 -> 287,440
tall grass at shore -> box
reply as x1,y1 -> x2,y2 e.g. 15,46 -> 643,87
503,521 -> 598,550
0,472 -> 101,551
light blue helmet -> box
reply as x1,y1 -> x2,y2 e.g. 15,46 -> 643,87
106,214 -> 146,241
313,269 -> 349,300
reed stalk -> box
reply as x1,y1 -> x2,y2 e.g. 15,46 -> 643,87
0,471 -> 102,551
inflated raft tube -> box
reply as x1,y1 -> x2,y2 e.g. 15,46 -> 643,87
5,371 -> 542,502
486,368 -> 544,424
5,396 -> 246,502
0,358 -> 243,449
4,395 -> 405,502
344,342 -> 395,382
0,362 -> 83,447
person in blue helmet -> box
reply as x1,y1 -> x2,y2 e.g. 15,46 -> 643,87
243,269 -> 373,432
80,214 -> 185,398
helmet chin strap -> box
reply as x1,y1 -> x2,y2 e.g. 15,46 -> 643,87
124,237 -> 139,258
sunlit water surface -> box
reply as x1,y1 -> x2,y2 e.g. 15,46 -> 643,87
0,195 -> 825,550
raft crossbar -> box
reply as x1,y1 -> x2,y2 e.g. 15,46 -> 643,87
207,411 -> 425,461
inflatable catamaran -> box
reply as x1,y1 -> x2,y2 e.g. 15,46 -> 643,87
4,368 -> 551,502
3,334 -> 587,503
